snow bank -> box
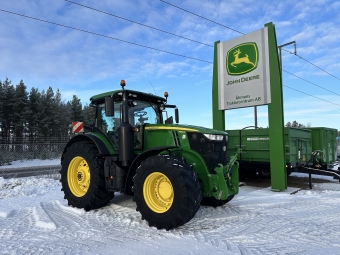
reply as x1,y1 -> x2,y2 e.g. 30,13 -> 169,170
0,159 -> 60,169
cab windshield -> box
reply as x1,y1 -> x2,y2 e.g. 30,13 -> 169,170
95,100 -> 161,150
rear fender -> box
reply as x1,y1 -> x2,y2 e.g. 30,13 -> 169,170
61,134 -> 112,159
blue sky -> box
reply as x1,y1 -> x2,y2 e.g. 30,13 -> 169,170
0,0 -> 339,131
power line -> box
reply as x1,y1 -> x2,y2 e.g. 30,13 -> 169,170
283,69 -> 340,97
0,8 -> 212,64
160,0 -> 340,105
2,4 -> 338,108
282,48 -> 340,81
283,85 -> 340,107
64,0 -> 213,48
66,0 -> 336,104
160,0 -> 339,84
159,0 -> 244,35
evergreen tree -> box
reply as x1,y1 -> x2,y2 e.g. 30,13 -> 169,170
36,89 -> 49,137
0,78 -> 16,140
45,87 -> 55,137
52,89 -> 70,137
27,87 -> 40,138
292,121 -> 298,127
83,103 -> 95,126
286,120 -> 306,128
13,80 -> 29,138
69,95 -> 83,121
0,80 -> 3,138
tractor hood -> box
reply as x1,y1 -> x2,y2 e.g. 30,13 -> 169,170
144,124 -> 228,135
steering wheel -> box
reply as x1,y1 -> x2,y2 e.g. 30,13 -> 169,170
134,111 -> 147,117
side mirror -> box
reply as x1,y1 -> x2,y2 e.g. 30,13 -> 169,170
105,97 -> 114,116
175,108 -> 179,124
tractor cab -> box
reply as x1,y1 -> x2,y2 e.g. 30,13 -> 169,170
89,80 -> 179,154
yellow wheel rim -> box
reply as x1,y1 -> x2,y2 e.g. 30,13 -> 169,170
143,172 -> 174,213
67,156 -> 91,197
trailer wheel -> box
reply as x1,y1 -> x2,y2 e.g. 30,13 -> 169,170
133,155 -> 202,230
60,142 -> 114,211
201,195 -> 234,207
258,169 -> 271,178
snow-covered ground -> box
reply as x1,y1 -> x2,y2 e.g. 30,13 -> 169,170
1,173 -> 340,255
0,159 -> 60,169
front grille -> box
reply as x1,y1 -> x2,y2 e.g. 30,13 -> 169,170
187,132 -> 228,174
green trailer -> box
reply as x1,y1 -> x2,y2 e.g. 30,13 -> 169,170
309,127 -> 338,167
226,127 -> 340,183
227,127 -> 313,177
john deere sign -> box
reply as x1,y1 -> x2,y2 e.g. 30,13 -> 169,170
217,28 -> 271,110
227,43 -> 258,75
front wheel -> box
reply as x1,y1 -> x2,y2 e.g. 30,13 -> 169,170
133,155 -> 202,230
60,142 -> 114,211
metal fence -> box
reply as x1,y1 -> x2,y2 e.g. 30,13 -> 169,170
0,137 -> 68,178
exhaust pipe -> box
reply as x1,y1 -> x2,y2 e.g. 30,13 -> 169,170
118,90 -> 134,166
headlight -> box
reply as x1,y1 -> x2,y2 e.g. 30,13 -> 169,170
203,134 -> 224,141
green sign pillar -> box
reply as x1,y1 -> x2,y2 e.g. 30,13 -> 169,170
265,22 -> 287,191
212,40 -> 225,131
212,23 -> 287,191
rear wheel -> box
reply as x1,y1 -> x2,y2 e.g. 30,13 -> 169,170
201,195 -> 234,207
133,155 -> 202,230
60,142 -> 114,211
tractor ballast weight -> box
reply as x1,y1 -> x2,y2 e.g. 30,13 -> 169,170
60,81 -> 240,230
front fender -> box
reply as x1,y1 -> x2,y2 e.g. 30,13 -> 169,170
124,146 -> 178,193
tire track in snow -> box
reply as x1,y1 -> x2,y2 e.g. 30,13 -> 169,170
0,207 -> 54,254
175,192 -> 340,254
2,185 -> 340,254
0,197 -> 170,254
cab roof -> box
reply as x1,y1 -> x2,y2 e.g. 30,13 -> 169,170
90,89 -> 166,105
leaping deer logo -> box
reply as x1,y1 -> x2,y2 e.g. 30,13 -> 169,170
231,49 -> 255,68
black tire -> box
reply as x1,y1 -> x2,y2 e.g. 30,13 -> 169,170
201,195 -> 234,207
259,169 -> 292,177
133,155 -> 202,230
245,169 -> 258,179
238,168 -> 247,180
287,169 -> 292,176
258,169 -> 271,179
60,142 -> 114,211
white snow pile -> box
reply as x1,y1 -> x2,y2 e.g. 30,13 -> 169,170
0,176 -> 60,199
1,173 -> 340,254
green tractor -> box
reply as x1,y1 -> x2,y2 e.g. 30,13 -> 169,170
60,80 -> 240,230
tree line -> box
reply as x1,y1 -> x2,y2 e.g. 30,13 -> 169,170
0,77 -> 95,142
285,120 -> 310,128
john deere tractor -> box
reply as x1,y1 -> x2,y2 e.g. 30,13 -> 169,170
60,80 -> 240,230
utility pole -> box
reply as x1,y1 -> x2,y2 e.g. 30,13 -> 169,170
253,42 -> 296,131
254,106 -> 257,128
278,41 -> 296,75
